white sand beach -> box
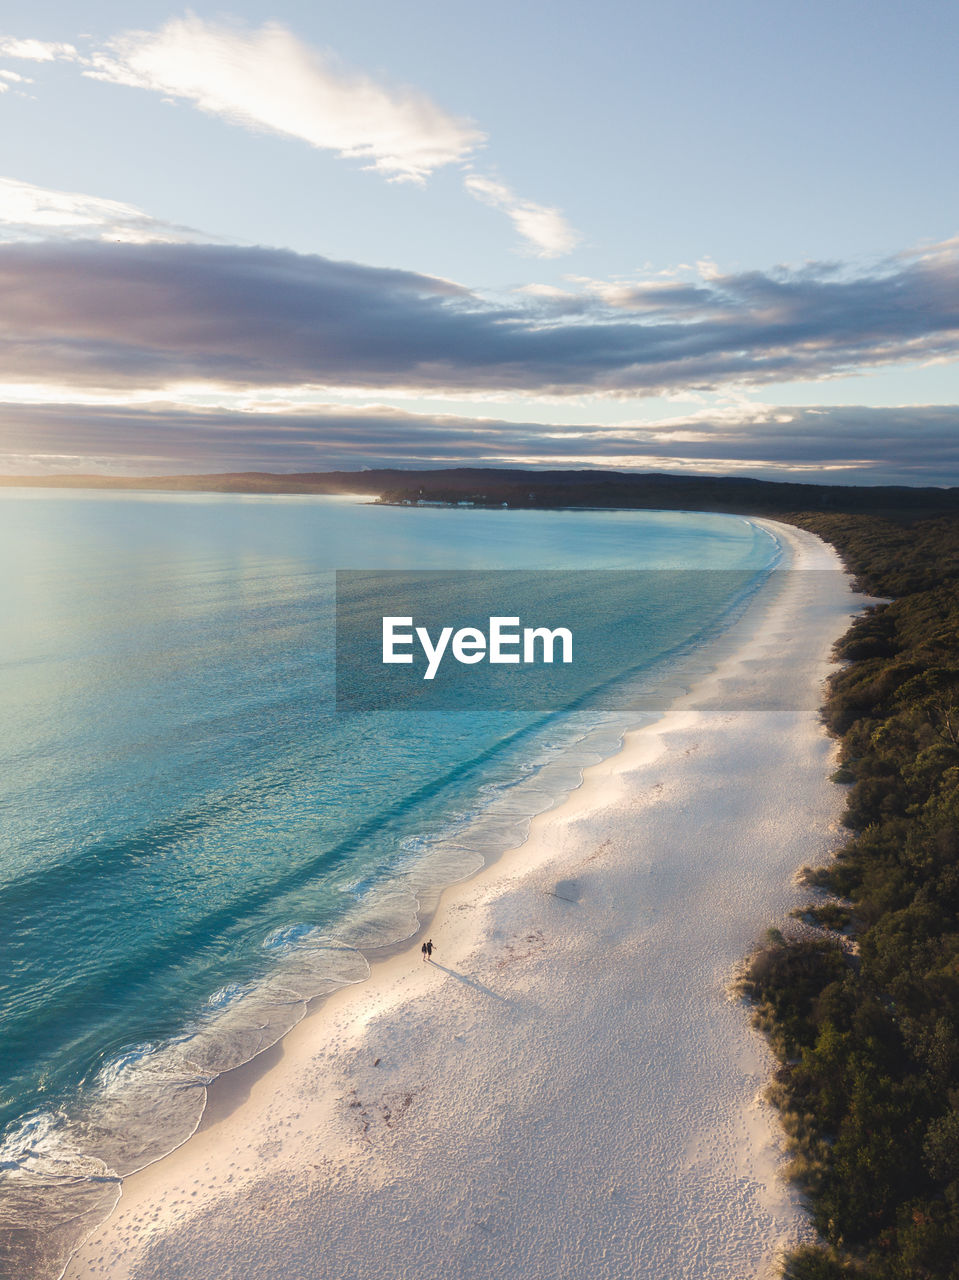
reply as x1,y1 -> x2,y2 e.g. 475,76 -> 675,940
65,521 -> 865,1280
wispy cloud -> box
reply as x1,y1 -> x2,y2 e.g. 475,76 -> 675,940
80,15 -> 483,183
1,18 -> 579,254
0,176 -> 204,243
0,36 -> 76,61
0,239 -> 957,397
559,274 -> 720,315
463,174 -> 579,257
3,400 -> 958,486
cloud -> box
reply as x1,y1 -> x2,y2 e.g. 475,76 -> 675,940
561,274 -> 721,314
2,20 -> 577,253
0,36 -> 77,61
463,175 -> 579,257
0,177 -> 204,243
3,400 -> 959,486
0,239 -> 958,398
82,16 -> 483,183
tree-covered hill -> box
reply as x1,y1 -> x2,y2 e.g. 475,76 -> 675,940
4,467 -> 959,523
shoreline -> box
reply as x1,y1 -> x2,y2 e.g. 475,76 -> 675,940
2,508 -> 775,1280
66,519 -> 865,1280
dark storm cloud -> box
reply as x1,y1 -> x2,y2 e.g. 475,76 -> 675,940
2,240 -> 959,394
5,401 -> 959,485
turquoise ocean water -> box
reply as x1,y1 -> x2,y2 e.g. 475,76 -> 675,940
0,491 -> 781,1277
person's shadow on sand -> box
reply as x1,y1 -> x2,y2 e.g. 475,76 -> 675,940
428,962 -> 513,1004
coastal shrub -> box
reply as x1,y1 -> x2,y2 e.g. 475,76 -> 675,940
755,514 -> 959,1279
781,1242 -> 866,1279
740,937 -> 848,1059
789,903 -> 854,932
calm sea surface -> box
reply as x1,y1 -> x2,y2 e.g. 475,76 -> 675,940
0,490 -> 781,1276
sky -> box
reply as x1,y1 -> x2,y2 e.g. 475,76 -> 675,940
1,0 -> 958,484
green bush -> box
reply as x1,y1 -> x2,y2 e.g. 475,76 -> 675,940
751,514 -> 959,1278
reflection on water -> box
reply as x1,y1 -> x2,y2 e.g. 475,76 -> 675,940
0,492 -> 780,1277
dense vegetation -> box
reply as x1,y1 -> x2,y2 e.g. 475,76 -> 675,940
740,513 -> 959,1280
377,471 -> 959,521
7,467 -> 959,522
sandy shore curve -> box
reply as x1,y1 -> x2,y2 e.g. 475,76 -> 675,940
66,520 -> 865,1280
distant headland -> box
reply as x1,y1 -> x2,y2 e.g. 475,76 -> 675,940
3,467 -> 957,521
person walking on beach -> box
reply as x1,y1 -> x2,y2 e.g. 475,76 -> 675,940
421,941 -> 428,962
425,939 -> 435,962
